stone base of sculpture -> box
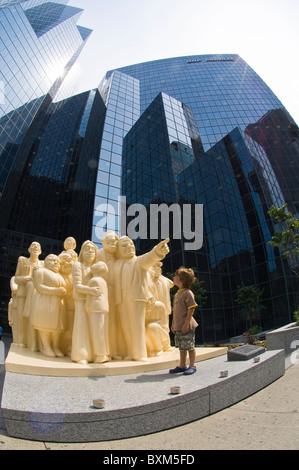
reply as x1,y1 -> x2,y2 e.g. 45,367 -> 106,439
5,343 -> 228,377
1,349 -> 285,443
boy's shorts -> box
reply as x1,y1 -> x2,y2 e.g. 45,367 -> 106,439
174,329 -> 195,351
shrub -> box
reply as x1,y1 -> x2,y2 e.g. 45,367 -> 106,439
247,325 -> 262,335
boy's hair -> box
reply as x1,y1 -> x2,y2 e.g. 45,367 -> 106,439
175,267 -> 196,289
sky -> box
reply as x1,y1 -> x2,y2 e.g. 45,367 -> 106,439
70,0 -> 299,125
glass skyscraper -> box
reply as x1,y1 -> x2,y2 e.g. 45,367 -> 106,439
0,0 -> 92,197
0,0 -> 93,323
1,30 -> 299,342
94,55 -> 299,342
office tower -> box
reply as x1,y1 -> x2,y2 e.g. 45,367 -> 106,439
110,55 -> 287,151
91,71 -> 140,243
1,46 -> 299,341
0,0 -> 93,324
6,89 -> 106,243
99,55 -> 299,341
0,0 -> 92,197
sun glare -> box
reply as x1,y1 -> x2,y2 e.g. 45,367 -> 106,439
49,63 -> 66,82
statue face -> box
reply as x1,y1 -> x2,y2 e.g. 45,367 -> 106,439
91,262 -> 108,277
59,253 -> 73,274
102,233 -> 118,254
64,237 -> 76,251
28,242 -> 41,256
118,238 -> 135,259
82,243 -> 96,262
45,255 -> 60,273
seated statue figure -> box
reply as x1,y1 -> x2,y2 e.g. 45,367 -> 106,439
31,254 -> 66,358
145,297 -> 170,356
145,263 -> 174,356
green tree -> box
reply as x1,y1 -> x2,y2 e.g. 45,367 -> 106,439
268,204 -> 299,279
235,284 -> 264,329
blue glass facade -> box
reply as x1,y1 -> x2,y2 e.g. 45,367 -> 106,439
0,0 -> 92,323
91,71 -> 140,243
0,0 -> 91,195
178,128 -> 295,340
0,88 -> 106,323
121,91 -> 298,341
99,55 -> 299,342
1,34 -> 299,341
6,90 -> 106,241
111,55 -> 284,151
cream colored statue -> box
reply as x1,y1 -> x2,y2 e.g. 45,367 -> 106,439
61,237 -> 78,262
151,262 -> 174,346
8,276 -> 18,344
96,231 -> 125,359
145,298 -> 170,356
31,254 -> 66,358
114,236 -> 170,361
145,262 -> 174,356
9,234 -> 173,366
58,251 -> 75,356
86,262 -> 110,363
14,242 -> 43,348
150,262 -> 174,322
71,240 -> 98,364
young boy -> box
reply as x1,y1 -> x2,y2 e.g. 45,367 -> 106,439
170,267 -> 198,375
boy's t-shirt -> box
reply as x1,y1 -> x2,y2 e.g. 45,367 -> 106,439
172,288 -> 198,332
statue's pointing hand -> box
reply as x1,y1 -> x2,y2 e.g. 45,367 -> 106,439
156,238 -> 170,258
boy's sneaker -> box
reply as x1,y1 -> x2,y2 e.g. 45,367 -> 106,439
184,366 -> 197,375
169,366 -> 188,374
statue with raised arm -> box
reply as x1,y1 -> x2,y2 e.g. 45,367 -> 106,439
96,231 -> 125,359
114,237 -> 170,361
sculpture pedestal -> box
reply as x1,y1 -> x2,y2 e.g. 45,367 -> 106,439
1,349 -> 285,443
5,344 -> 227,377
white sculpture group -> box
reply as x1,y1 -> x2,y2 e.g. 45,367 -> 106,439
8,233 -> 173,364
